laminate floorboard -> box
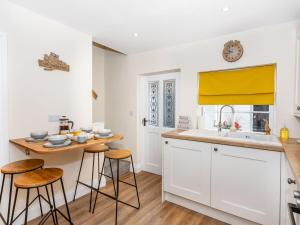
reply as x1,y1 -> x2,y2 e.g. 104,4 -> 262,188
29,171 -> 228,225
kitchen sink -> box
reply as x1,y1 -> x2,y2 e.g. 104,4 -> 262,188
179,129 -> 282,146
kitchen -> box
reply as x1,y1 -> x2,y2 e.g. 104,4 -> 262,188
1,0 -> 300,225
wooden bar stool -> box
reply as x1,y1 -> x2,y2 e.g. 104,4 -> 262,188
0,159 -> 44,225
73,144 -> 116,212
92,149 -> 140,225
10,168 -> 73,225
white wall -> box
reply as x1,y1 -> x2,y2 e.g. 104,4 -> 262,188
0,1 -> 97,222
104,21 -> 300,165
93,46 -> 105,122
0,33 -> 8,168
104,51 -> 133,150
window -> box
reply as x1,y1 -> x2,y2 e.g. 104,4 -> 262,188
201,105 -> 273,133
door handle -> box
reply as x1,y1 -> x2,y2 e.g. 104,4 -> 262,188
288,178 -> 296,184
142,118 -> 149,126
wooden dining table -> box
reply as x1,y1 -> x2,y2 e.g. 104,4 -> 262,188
10,134 -> 124,155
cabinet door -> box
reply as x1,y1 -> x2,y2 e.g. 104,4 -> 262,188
163,139 -> 211,206
294,27 -> 300,115
285,156 -> 298,225
211,144 -> 281,225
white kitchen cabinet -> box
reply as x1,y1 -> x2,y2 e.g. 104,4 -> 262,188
163,138 -> 211,206
211,144 -> 281,225
284,156 -> 298,225
294,26 -> 300,116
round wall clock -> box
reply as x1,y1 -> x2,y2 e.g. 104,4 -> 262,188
222,40 -> 243,62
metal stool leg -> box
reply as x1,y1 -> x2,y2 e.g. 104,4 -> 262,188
45,185 -> 57,225
9,187 -> 18,225
115,159 -> 120,225
89,153 -> 95,212
97,152 -> 100,185
37,187 -> 44,217
50,184 -> 58,225
73,151 -> 85,201
24,189 -> 30,225
130,155 -> 141,209
0,174 -> 6,224
109,159 -> 117,196
60,179 -> 73,225
0,174 -> 5,204
6,174 -> 14,225
92,156 -> 106,213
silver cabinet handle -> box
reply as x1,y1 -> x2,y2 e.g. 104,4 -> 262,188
288,178 -> 296,184
294,191 -> 300,199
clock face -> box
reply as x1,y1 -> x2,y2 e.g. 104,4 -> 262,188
223,40 -> 243,62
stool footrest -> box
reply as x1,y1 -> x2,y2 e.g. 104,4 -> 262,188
55,208 -> 74,225
37,207 -> 74,225
77,181 -> 139,209
118,180 -> 136,187
11,194 -> 49,224
96,190 -> 140,210
76,171 -> 112,191
102,174 -> 114,179
38,211 -> 52,225
77,181 -> 98,190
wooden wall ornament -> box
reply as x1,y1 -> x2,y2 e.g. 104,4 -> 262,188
38,52 -> 70,72
92,90 -> 98,100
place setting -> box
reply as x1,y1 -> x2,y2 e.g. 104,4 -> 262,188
94,128 -> 113,139
25,131 -> 49,142
43,135 -> 72,148
24,125 -> 115,149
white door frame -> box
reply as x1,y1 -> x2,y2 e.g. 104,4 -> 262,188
138,70 -> 180,174
0,33 -> 9,167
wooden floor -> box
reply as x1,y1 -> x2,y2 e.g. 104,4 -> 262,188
29,171 -> 227,225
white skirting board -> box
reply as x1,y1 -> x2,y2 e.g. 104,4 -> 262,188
130,163 -> 143,173
164,192 -> 259,225
10,178 -> 106,225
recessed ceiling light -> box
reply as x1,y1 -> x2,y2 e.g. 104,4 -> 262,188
133,32 -> 138,37
222,6 -> 229,12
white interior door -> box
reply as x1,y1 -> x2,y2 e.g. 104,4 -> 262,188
141,72 -> 179,175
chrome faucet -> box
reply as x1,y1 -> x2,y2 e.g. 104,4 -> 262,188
216,105 -> 235,133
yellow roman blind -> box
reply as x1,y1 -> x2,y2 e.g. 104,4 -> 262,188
198,64 -> 275,105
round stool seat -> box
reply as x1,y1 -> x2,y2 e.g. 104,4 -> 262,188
14,168 -> 63,188
85,144 -> 109,153
1,159 -> 44,174
105,149 -> 131,159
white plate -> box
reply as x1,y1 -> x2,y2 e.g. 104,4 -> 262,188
69,134 -> 94,141
94,134 -> 113,139
26,137 -> 48,142
43,140 -> 72,148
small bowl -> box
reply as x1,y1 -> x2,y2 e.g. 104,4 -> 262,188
72,130 -> 82,136
77,134 -> 88,143
98,129 -> 112,136
80,126 -> 93,133
30,131 -> 48,140
48,135 -> 67,145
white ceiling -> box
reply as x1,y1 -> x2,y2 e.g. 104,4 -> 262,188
9,0 -> 300,54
